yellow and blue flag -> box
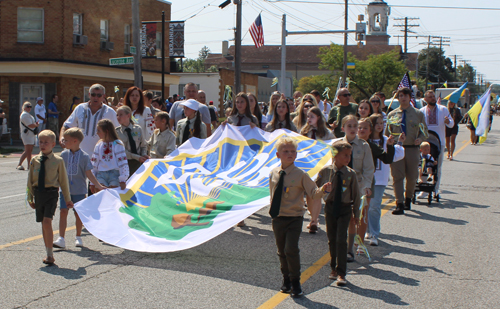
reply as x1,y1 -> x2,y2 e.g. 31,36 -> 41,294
444,82 -> 468,103
74,125 -> 337,252
443,81 -> 448,88
467,87 -> 491,144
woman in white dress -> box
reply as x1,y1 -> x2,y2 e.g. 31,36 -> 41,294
17,102 -> 39,170
124,86 -> 154,141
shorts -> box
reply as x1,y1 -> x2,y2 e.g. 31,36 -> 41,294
21,133 -> 36,145
59,192 -> 86,209
445,126 -> 458,137
34,188 -> 59,222
96,169 -> 120,187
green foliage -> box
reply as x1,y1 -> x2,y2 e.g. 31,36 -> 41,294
178,46 -> 217,73
317,43 -> 407,101
417,47 -> 455,82
456,64 -> 476,83
296,74 -> 338,95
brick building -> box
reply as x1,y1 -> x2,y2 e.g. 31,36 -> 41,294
0,0 -> 180,139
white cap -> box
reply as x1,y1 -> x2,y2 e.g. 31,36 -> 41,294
180,99 -> 200,111
36,97 -> 44,102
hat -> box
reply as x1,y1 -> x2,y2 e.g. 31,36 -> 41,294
180,99 -> 200,111
209,100 -> 214,105
0,99 -> 3,104
73,96 -> 80,101
36,97 -> 44,102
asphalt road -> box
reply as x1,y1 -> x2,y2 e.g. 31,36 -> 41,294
1,121 -> 499,308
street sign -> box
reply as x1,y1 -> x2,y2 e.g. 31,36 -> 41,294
109,57 -> 134,66
130,46 -> 137,55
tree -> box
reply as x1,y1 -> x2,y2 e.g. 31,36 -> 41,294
417,47 -> 455,83
456,63 -> 476,83
317,43 -> 407,101
296,74 -> 337,96
177,46 -> 218,73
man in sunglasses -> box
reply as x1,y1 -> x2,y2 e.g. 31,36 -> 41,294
60,84 -> 119,156
327,88 -> 358,137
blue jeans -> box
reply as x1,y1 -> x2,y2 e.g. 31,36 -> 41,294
368,185 -> 386,239
96,169 -> 120,187
59,193 -> 86,209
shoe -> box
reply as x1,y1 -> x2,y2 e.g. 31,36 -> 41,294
53,237 -> 66,249
290,280 -> 303,298
356,246 -> 364,256
427,175 -> 433,182
336,275 -> 347,286
364,233 -> 372,240
43,256 -> 55,265
16,165 -> 25,170
280,277 -> 292,293
404,198 -> 412,210
392,203 -> 404,215
236,220 -> 245,227
308,223 -> 318,234
328,270 -> 338,280
347,252 -> 355,263
417,192 -> 428,199
369,238 -> 378,246
75,236 -> 83,247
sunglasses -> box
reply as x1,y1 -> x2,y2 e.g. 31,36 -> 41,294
304,104 -> 314,108
26,106 -> 32,108
340,93 -> 351,97
90,93 -> 103,98
304,98 -> 314,102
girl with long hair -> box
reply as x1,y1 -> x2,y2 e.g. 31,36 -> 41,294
301,107 -> 335,140
265,100 -> 298,132
248,93 -> 266,129
445,101 -> 462,160
357,100 -> 374,119
265,91 -> 282,123
227,92 -> 258,128
176,99 -> 207,145
293,94 -> 318,131
124,86 -> 155,141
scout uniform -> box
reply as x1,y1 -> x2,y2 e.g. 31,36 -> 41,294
327,103 -> 358,137
116,123 -> 147,175
147,128 -> 176,158
341,135 -> 374,194
175,117 -> 208,146
27,152 -> 71,223
305,127 -> 335,140
227,114 -> 259,126
265,120 -> 298,132
316,164 -> 360,278
385,105 -> 428,211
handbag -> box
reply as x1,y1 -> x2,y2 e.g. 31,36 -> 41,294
22,122 -> 38,135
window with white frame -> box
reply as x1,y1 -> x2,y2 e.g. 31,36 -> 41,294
124,24 -> 131,54
73,13 -> 82,35
17,8 -> 44,43
100,20 -> 108,41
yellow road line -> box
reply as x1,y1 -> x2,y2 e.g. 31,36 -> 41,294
257,199 -> 395,309
0,226 -> 75,250
453,140 -> 470,157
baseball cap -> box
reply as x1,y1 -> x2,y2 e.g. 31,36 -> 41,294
180,99 -> 200,111
36,97 -> 44,102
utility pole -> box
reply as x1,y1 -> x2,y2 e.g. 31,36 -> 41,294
161,11 -> 165,103
419,35 -> 450,90
342,0 -> 348,86
234,0 -> 242,94
450,54 -> 462,81
131,0 -> 142,89
280,15 -> 286,94
434,36 -> 450,87
393,17 -> 419,58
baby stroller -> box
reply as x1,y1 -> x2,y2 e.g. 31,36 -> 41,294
413,130 -> 441,205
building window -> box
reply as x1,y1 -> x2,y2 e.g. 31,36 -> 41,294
73,13 -> 83,35
100,20 -> 109,41
17,8 -> 44,43
124,24 -> 131,54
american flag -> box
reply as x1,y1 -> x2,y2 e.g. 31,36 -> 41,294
398,72 -> 416,106
249,14 -> 264,48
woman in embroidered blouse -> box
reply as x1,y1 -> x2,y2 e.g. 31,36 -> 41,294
124,86 -> 154,141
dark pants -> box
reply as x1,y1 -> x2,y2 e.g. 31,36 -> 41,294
325,212 -> 351,276
272,216 -> 303,281
391,146 -> 420,204
34,188 -> 59,222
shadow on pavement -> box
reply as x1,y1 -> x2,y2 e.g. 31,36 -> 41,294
291,296 -> 339,308
341,283 -> 409,306
404,209 -> 468,225
40,265 -> 87,280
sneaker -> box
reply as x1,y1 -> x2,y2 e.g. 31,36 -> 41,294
328,271 -> 338,280
290,280 -> 303,298
364,233 -> 372,240
336,275 -> 347,286
417,192 -> 428,199
16,165 -> 25,170
356,246 -> 364,256
53,236 -> 66,249
392,203 -> 404,215
75,236 -> 83,247
369,238 -> 379,246
280,277 -> 292,294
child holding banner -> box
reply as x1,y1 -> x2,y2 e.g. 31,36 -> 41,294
269,137 -> 331,297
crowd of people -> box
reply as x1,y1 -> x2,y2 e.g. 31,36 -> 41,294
20,81 -> 470,297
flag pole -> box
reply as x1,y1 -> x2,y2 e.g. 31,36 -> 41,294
387,92 -> 398,112
280,14 -> 286,95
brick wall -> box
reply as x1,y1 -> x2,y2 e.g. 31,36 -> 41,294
0,0 -> 171,73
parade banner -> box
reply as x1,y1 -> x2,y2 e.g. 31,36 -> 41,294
75,125 -> 335,253
141,22 -> 158,58
169,21 -> 185,57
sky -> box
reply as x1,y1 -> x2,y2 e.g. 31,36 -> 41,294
168,0 -> 500,84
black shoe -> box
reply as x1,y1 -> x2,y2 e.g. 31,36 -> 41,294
404,198 -> 412,210
280,277 -> 292,293
290,280 -> 303,298
392,203 -> 405,215
347,252 -> 355,263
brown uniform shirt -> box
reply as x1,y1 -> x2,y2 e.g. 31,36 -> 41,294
342,135 -> 374,192
27,152 -> 71,203
227,114 -> 259,126
269,163 -> 324,217
316,164 -> 361,218
148,128 -> 176,158
116,123 -> 148,160
385,105 -> 428,145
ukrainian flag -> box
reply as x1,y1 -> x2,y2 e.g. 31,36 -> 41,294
467,87 -> 491,144
444,82 -> 468,103
443,81 -> 448,88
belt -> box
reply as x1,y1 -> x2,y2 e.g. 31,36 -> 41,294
34,187 -> 58,192
403,145 -> 419,148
